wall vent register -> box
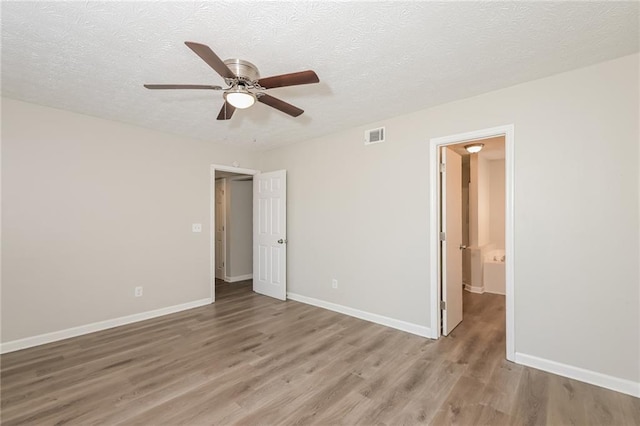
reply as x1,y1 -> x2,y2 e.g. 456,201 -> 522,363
364,127 -> 385,145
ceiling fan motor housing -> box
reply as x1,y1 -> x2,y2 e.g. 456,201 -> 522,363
223,59 -> 260,83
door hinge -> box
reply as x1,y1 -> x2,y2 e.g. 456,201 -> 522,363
439,163 -> 446,173
440,300 -> 446,310
440,232 -> 446,241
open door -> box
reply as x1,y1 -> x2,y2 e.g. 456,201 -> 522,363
253,170 -> 287,300
441,147 -> 463,335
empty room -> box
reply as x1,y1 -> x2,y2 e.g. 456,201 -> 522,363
1,1 -> 639,425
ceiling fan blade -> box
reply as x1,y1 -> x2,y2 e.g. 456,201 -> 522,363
144,84 -> 222,90
257,70 -> 319,89
185,42 -> 236,80
258,94 -> 304,117
217,102 -> 236,120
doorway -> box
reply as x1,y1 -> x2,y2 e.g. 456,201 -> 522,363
214,174 -> 254,283
429,125 -> 515,361
210,165 -> 288,303
210,165 -> 258,302
444,137 -> 506,329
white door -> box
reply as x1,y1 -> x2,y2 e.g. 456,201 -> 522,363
253,170 -> 287,300
215,179 -> 226,280
441,147 -> 463,335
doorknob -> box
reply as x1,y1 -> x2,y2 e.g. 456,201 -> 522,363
459,244 -> 467,250
278,239 -> 287,244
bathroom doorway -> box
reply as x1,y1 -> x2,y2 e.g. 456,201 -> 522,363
455,137 -> 506,298
429,125 -> 515,361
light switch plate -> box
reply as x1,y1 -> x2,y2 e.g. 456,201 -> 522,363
192,223 -> 202,233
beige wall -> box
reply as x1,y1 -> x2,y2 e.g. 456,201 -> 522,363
1,99 -> 257,342
489,159 -> 506,250
469,155 -> 479,247
461,156 -> 470,284
469,153 -> 491,248
476,154 -> 491,246
2,54 -> 638,386
260,54 -> 639,383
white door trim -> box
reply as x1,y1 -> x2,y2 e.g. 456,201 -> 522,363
429,124 -> 515,361
210,165 -> 259,302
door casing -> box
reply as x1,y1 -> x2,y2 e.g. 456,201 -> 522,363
429,125 -> 515,361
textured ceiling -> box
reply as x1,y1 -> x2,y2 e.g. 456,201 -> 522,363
2,1 -> 638,151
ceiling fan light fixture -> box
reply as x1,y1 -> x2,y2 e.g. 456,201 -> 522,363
224,88 -> 256,109
464,143 -> 484,154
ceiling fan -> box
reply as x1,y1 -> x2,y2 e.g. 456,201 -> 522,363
144,41 -> 319,120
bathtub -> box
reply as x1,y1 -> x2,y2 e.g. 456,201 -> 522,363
483,249 -> 505,295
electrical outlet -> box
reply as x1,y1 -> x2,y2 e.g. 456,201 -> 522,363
135,286 -> 143,297
192,223 -> 202,233
332,279 -> 338,289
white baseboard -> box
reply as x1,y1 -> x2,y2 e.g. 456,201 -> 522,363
287,292 -> 434,339
0,298 -> 212,354
515,352 -> 640,398
224,274 -> 253,283
464,284 -> 485,294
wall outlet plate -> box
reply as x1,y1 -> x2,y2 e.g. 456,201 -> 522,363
192,223 -> 202,233
134,286 -> 143,297
332,279 -> 338,289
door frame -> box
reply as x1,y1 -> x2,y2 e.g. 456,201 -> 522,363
210,164 -> 259,302
429,124 -> 515,361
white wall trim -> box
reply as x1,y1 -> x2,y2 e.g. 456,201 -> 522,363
287,292 -> 434,338
464,284 -> 485,294
225,274 -> 253,283
210,164 -> 260,303
515,352 -> 640,398
0,298 -> 212,354
429,124 -> 515,361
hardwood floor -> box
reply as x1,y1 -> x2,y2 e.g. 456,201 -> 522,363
1,281 -> 638,425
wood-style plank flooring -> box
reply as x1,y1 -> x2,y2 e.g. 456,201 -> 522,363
1,280 -> 638,425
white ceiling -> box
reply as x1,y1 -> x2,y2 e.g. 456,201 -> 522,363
2,2 -> 638,151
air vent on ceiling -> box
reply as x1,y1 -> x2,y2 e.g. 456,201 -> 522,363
364,127 -> 385,145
